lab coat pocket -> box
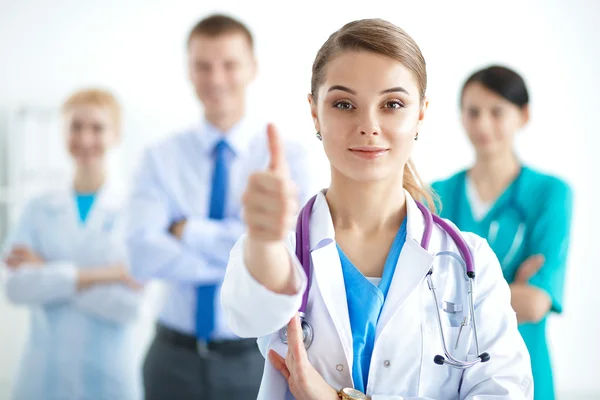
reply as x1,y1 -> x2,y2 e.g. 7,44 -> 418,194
447,321 -> 473,358
418,320 -> 472,399
423,319 -> 473,362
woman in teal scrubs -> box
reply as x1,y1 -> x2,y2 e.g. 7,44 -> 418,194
432,65 -> 573,400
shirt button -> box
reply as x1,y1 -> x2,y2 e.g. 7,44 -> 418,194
383,360 -> 391,368
336,364 -> 344,372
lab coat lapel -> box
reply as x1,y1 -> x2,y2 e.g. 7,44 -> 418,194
377,192 -> 435,333
84,181 -> 123,233
308,192 -> 354,367
46,186 -> 80,239
311,244 -> 354,365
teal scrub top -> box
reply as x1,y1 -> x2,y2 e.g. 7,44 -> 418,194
432,166 -> 573,400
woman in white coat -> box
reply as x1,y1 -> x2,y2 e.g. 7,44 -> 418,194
3,89 -> 143,400
221,19 -> 533,399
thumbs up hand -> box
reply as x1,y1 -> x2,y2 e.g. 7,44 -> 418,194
242,124 -> 299,243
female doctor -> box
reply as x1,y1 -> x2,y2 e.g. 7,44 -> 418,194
431,66 -> 573,400
221,19 -> 533,399
3,89 -> 142,400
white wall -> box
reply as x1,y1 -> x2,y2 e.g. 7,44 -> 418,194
1,0 -> 599,398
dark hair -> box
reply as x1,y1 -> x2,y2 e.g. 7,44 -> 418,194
187,14 -> 253,51
461,65 -> 529,108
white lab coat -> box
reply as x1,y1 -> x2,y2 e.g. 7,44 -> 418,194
221,191 -> 533,399
2,182 -> 143,400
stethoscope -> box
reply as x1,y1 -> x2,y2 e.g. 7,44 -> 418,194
279,195 -> 491,369
455,170 -> 528,268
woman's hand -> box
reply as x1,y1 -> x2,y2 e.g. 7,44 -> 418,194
77,264 -> 142,291
111,264 -> 143,290
169,219 -> 187,240
509,254 -> 551,323
242,123 -> 298,243
269,314 -> 339,400
512,254 -> 544,283
242,124 -> 300,295
4,246 -> 44,269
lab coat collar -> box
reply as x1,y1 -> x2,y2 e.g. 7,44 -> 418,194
44,178 -> 124,234
377,191 -> 435,334
308,192 -> 353,366
196,117 -> 257,157
307,190 -> 335,252
404,190 -> 428,246
46,179 -> 123,209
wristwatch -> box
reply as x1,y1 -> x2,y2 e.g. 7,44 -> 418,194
338,387 -> 369,399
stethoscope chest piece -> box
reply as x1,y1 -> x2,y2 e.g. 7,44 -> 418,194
278,315 -> 314,349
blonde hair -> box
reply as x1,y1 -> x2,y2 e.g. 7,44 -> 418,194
61,88 -> 122,133
311,18 -> 436,211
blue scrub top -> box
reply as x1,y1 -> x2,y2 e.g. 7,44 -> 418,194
75,192 -> 97,223
337,218 -> 407,392
432,166 -> 573,400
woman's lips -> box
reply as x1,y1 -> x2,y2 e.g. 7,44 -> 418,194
349,146 -> 389,159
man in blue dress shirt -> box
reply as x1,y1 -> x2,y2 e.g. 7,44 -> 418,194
125,14 -> 316,399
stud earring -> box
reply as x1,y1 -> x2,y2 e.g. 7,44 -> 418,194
316,131 -> 322,141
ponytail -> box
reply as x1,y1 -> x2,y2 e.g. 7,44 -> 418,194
403,159 -> 438,213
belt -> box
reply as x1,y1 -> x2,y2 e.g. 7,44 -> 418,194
155,323 -> 258,356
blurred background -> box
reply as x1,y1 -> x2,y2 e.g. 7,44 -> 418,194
1,0 -> 598,398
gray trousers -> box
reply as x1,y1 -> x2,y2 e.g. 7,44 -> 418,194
143,326 -> 264,400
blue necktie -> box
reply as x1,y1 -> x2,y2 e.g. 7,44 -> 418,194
196,139 -> 230,340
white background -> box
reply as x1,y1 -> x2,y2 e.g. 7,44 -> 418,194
0,0 -> 599,398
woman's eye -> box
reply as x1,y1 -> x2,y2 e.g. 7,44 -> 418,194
468,109 -> 479,118
491,108 -> 504,117
384,100 -> 405,109
334,101 -> 354,110
93,124 -> 105,133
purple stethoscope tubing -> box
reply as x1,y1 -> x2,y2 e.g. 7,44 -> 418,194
282,194 -> 490,368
